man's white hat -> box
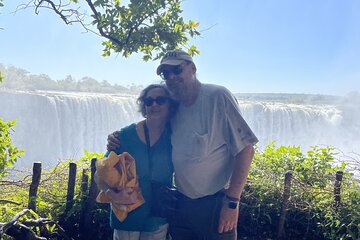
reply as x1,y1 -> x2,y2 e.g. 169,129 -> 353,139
156,49 -> 194,75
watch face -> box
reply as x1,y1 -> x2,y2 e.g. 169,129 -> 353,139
228,201 -> 238,209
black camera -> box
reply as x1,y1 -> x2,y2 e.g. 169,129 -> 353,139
150,181 -> 180,219
150,181 -> 166,217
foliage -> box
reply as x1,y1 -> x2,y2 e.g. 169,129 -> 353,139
0,72 -> 25,177
0,150 -> 108,239
78,149 -> 104,163
0,119 -> 24,177
1,144 -> 359,239
238,143 -> 360,239
32,0 -> 201,61
0,64 -> 142,93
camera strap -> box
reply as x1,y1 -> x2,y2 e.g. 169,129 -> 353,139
143,121 -> 153,179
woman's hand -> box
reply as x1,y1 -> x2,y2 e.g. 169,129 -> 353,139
107,131 -> 121,152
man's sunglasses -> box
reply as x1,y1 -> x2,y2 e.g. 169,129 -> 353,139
160,65 -> 185,80
144,96 -> 169,107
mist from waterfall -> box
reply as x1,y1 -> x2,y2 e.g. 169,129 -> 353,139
1,89 -> 359,169
0,90 -> 142,168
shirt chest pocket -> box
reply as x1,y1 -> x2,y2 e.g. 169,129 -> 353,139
188,132 -> 209,162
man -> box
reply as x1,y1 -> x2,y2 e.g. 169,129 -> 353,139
108,49 -> 258,240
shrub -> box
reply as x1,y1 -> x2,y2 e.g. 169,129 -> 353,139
238,143 -> 360,239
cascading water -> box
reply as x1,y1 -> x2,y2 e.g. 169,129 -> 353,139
1,89 -> 359,169
242,101 -> 343,150
0,90 -> 142,168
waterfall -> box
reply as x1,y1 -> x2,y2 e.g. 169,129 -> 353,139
242,101 -> 343,149
1,89 -> 359,168
0,90 -> 142,168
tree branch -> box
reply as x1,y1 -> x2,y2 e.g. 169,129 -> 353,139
85,0 -> 124,47
23,219 -> 72,240
0,209 -> 73,240
0,199 -> 21,205
123,5 -> 163,51
0,208 -> 30,236
26,0 -> 201,59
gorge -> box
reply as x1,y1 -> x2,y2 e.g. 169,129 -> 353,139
1,89 -> 359,169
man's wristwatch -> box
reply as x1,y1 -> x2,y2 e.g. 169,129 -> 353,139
224,194 -> 240,209
227,201 -> 239,209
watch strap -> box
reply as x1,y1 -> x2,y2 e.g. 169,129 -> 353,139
223,194 -> 240,209
225,194 -> 240,202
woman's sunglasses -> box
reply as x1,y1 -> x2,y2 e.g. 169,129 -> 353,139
144,96 -> 169,107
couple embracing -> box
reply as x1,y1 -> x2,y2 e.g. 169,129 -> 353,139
96,49 -> 258,240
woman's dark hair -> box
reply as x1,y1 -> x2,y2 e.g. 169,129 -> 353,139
137,84 -> 178,118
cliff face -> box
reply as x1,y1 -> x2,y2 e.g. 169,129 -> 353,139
1,90 -> 359,168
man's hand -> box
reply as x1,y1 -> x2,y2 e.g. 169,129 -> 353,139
107,131 -> 121,152
105,187 -> 137,205
218,202 -> 239,233
217,145 -> 254,233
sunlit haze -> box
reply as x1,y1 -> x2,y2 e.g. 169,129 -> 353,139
1,0 -> 360,95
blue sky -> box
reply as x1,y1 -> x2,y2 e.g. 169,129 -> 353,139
1,0 -> 360,95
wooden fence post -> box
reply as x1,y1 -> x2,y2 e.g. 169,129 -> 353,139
277,170 -> 293,240
65,162 -> 77,211
81,168 -> 89,195
79,158 -> 98,239
333,171 -> 343,210
88,158 -> 98,200
28,162 -> 42,211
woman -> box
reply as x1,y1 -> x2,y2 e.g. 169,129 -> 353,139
102,84 -> 177,240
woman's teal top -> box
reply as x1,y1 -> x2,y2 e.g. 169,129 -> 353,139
107,123 -> 173,232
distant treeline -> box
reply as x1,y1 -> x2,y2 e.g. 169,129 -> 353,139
1,64 -> 359,105
0,64 -> 144,94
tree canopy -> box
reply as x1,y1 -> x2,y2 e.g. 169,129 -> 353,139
30,0 -> 200,60
0,64 -> 144,93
